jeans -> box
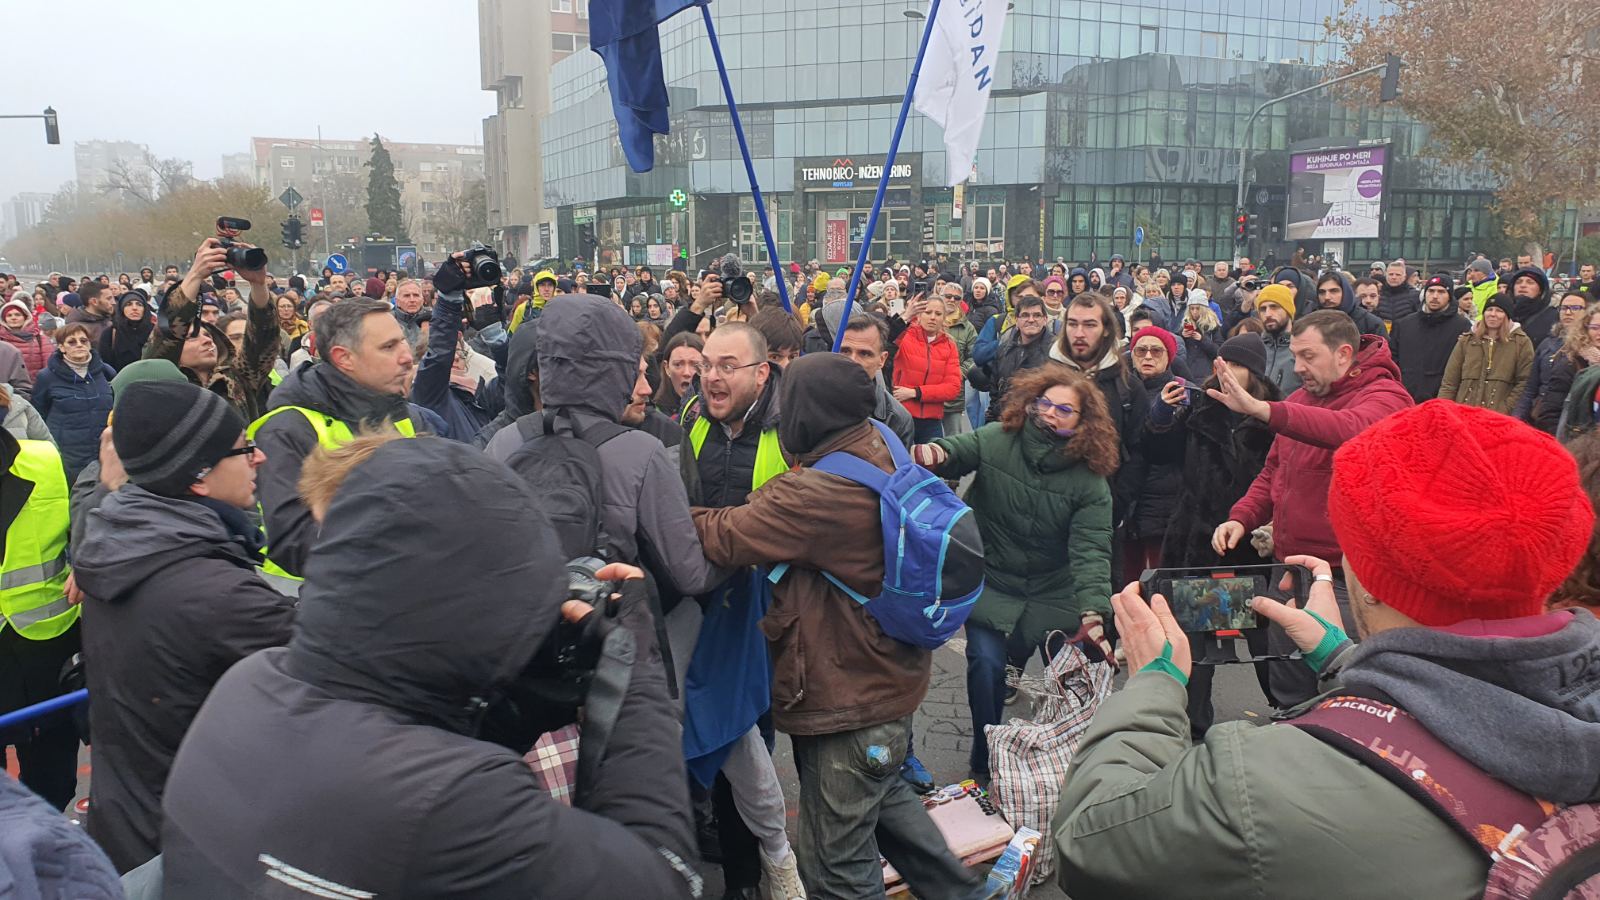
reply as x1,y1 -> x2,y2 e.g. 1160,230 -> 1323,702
911,418 -> 944,443
1265,572 -> 1352,708
964,624 -> 1009,778
792,716 -> 983,900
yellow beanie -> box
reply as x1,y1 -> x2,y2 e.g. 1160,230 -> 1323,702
1006,273 -> 1033,295
811,273 -> 830,294
1256,283 -> 1296,321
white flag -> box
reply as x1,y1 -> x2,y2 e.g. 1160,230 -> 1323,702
912,0 -> 1008,186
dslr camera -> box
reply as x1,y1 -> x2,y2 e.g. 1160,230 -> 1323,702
462,242 -> 504,289
214,217 -> 268,272
716,253 -> 754,304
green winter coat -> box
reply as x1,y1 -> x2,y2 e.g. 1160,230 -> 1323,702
944,317 -> 978,416
1438,323 -> 1535,415
931,420 -> 1112,644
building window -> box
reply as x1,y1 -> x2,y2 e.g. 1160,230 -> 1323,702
550,0 -> 571,10
577,0 -> 587,18
1139,26 -> 1158,54
280,157 -> 295,168
552,32 -> 578,52
1200,31 -> 1227,59
421,182 -> 434,193
738,197 -> 791,264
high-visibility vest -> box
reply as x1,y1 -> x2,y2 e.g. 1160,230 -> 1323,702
0,441 -> 75,640
246,406 -> 417,586
684,398 -> 788,492
268,369 -> 283,386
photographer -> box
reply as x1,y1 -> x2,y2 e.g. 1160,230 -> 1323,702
1053,402 -> 1600,900
159,435 -> 700,899
144,237 -> 280,421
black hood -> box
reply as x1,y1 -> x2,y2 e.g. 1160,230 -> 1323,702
269,359 -> 410,425
110,292 -> 154,344
1269,266 -> 1316,317
73,486 -> 254,601
284,438 -> 567,732
1317,270 -> 1358,316
501,319 -> 541,418
778,352 -> 875,456
536,294 -> 642,421
1508,266 -> 1551,323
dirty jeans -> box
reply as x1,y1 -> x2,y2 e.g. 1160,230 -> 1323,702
792,715 -> 984,900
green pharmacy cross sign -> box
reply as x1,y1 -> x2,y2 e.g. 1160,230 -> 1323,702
669,189 -> 688,208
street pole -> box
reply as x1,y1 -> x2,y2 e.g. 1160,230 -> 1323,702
1233,61 -> 1391,264
317,126 -> 331,260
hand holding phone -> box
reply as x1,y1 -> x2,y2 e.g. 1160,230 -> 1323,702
1140,564 -> 1312,634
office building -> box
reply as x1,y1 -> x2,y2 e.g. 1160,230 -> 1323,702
2,193 -> 51,243
75,140 -> 152,200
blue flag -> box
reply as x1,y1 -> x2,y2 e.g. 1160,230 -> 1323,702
588,0 -> 707,173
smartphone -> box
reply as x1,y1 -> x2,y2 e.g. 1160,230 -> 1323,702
1140,565 -> 1311,634
1171,376 -> 1203,406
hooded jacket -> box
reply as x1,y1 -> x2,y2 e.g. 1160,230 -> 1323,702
473,317 -> 541,448
1376,280 -> 1421,323
1388,304 -> 1472,402
1054,610 -> 1600,900
250,361 -> 427,578
1507,266 -> 1559,346
0,297 -> 54,379
1268,265 -> 1318,319
0,384 -> 49,444
1438,319 -> 1535,415
1318,271 -> 1388,338
74,486 -> 294,873
1229,335 -> 1414,561
159,439 -> 699,900
692,357 -> 931,736
31,349 -> 115,480
97,292 -> 154,371
484,295 -> 725,597
409,289 -> 498,442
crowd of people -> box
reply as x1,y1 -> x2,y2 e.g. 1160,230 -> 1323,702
0,237 -> 1597,900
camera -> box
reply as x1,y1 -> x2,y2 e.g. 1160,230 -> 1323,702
1140,564 -> 1311,636
214,217 -> 268,272
462,242 -> 503,289
717,253 -> 753,304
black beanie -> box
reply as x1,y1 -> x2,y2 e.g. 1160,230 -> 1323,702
113,381 -> 246,496
1218,332 -> 1269,382
1425,273 -> 1454,294
778,353 -> 876,456
1483,293 -> 1516,320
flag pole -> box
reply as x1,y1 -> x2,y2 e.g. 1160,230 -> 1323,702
833,0 -> 943,352
700,5 -> 792,313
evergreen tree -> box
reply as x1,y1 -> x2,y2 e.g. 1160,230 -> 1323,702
365,135 -> 409,242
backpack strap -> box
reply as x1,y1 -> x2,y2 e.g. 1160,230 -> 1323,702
812,450 -> 890,493
866,416 -> 912,468
1285,695 -> 1553,861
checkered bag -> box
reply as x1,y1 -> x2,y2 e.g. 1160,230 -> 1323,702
987,639 -> 1114,886
523,724 -> 582,806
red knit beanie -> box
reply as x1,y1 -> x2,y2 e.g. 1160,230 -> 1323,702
1130,326 -> 1178,362
1329,400 -> 1594,626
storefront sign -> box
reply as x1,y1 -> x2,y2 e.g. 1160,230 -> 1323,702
573,205 -> 597,225
799,154 -> 919,188
824,216 -> 849,263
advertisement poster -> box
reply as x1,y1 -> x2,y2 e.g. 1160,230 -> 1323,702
647,243 -> 674,266
1287,145 -> 1387,240
825,215 -> 849,263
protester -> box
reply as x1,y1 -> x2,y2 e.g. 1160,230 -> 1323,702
1375,259 -> 1421,323
0,294 -> 56,380
1438,292 -> 1535,414
1388,273 -> 1471,403
913,364 -> 1117,781
1054,401 -> 1598,900
159,436 -> 701,898
97,291 -> 153,371
1507,266 -> 1558,347
834,314 -> 917,447
66,281 -> 116,343
693,353 -> 982,899
1313,270 -> 1386,337
1209,310 -> 1413,707
31,323 -> 115,481
1518,293 -> 1593,428
411,279 -> 501,441
970,292 -> 1052,424
1533,302 -> 1600,434
891,293 -> 963,443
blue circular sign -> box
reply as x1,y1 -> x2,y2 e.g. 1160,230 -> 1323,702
325,254 -> 349,275
1133,226 -> 1145,247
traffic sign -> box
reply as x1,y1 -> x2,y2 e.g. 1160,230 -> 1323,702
279,187 -> 304,209
308,207 -> 324,227
1133,226 -> 1145,247
325,253 -> 349,274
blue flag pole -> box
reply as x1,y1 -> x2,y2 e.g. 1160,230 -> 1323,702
833,0 -> 943,352
700,5 -> 792,313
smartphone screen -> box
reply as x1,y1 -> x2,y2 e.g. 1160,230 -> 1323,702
1162,573 -> 1266,633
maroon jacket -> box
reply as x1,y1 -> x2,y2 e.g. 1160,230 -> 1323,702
1230,335 -> 1414,561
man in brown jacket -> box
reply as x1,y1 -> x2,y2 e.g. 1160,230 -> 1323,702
693,353 -> 981,900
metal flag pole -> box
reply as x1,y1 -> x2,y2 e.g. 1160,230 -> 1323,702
833,0 -> 942,351
701,5 -> 792,312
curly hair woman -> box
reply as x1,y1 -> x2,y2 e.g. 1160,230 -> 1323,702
912,363 -> 1118,782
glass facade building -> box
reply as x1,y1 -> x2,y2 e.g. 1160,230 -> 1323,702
541,0 -> 1500,270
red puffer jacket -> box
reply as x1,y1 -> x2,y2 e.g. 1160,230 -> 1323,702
893,323 -> 963,420
0,298 -> 56,378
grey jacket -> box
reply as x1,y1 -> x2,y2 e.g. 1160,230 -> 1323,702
0,340 -> 32,401
0,384 -> 51,443
874,377 -> 915,447
484,294 -> 725,597
1263,328 -> 1302,394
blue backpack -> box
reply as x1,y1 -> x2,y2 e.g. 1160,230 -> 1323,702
774,419 -> 985,648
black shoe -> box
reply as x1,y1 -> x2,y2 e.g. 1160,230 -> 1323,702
721,885 -> 761,900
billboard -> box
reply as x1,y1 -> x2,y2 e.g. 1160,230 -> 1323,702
1286,145 -> 1388,241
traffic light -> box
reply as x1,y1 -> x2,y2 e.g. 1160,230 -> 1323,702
43,107 -> 59,145
1247,213 -> 1261,242
1234,210 -> 1248,244
1380,54 -> 1402,102
281,217 -> 304,249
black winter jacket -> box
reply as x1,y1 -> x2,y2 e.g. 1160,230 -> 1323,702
410,289 -> 499,442
1510,267 -> 1559,348
1130,372 -> 1181,541
74,487 -> 293,873
1376,282 -> 1421,323
1154,391 -> 1279,569
970,328 -> 1050,421
160,439 -> 699,900
1388,306 -> 1472,403
1515,331 -> 1565,425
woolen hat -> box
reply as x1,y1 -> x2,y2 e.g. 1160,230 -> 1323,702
113,381 -> 247,497
1424,273 -> 1454,293
364,277 -> 386,299
1469,258 -> 1497,277
1255,283 -> 1297,321
1329,400 -> 1593,626
1483,292 -> 1515,319
1130,326 -> 1178,361
109,359 -> 187,411
1218,332 -> 1268,381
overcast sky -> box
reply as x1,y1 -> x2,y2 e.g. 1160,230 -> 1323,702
3,0 -> 496,204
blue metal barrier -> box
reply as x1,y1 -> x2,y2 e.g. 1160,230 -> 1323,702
0,688 -> 87,731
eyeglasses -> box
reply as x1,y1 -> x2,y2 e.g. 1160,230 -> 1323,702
1560,305 -> 1587,313
1131,345 -> 1168,357
194,441 -> 258,480
1045,288 -> 1064,295
61,337 -> 90,347
694,359 -> 764,377
1033,397 -> 1079,418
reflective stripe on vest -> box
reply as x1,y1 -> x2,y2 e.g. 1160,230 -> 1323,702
685,400 -> 788,491
0,440 -> 76,640
245,407 -> 417,584
268,369 -> 284,386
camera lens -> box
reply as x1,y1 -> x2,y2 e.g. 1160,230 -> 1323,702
725,276 -> 752,303
474,256 -> 503,284
225,247 -> 268,271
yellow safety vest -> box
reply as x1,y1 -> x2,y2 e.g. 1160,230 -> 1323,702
685,398 -> 788,491
268,369 -> 284,386
0,441 -> 75,640
246,406 -> 417,584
